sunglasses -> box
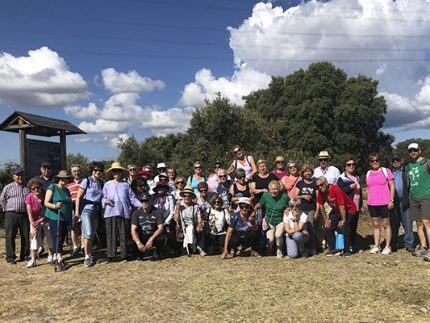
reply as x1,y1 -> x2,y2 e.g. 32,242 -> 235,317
183,194 -> 193,198
176,181 -> 185,184
214,201 -> 221,205
369,159 -> 379,164
129,168 -> 137,172
234,149 -> 241,154
31,187 -> 41,191
319,158 -> 328,162
112,169 -> 122,173
141,199 -> 149,203
93,169 -> 103,173
199,189 -> 207,193
288,165 -> 297,169
214,165 -> 221,169
391,159 -> 400,162
317,183 -> 325,188
408,149 -> 419,153
194,166 -> 202,170
239,204 -> 250,209
219,175 -> 226,179
237,176 -> 246,180
346,163 -> 355,167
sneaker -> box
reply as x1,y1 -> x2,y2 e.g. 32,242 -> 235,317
381,247 -> 392,255
47,254 -> 57,263
57,260 -> 68,272
151,250 -> 162,261
370,246 -> 381,254
26,260 -> 37,268
325,249 -> 338,256
406,246 -> 415,253
424,254 -> 430,262
197,246 -> 207,257
340,251 -> 351,257
84,257 -> 93,267
37,246 -> 44,257
71,247 -> 81,257
251,250 -> 262,258
276,249 -> 283,258
412,247 -> 429,257
6,258 -> 16,265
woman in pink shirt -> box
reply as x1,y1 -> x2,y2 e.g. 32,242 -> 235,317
366,152 -> 395,255
281,161 -> 302,199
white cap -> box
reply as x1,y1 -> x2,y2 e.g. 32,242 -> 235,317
237,197 -> 252,206
408,143 -> 420,150
157,162 -> 166,169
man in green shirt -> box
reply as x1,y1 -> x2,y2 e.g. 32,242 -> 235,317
406,143 -> 430,260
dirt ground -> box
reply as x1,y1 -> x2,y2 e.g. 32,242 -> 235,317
0,215 -> 429,322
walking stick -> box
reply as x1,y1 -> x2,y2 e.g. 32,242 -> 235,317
54,201 -> 62,272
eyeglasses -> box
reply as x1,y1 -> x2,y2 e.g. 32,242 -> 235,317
158,168 -> 166,172
176,181 -> 185,185
319,158 -> 328,162
391,159 -> 400,162
288,165 -> 297,169
239,204 -> 250,209
219,175 -> 226,179
237,176 -> 246,180
234,149 -> 241,154
408,149 -> 419,153
214,165 -> 221,169
129,168 -> 137,172
317,183 -> 325,188
194,166 -> 202,170
369,159 -> 379,164
199,189 -> 207,193
93,169 -> 102,173
346,163 -> 355,167
31,187 -> 41,191
183,194 -> 192,198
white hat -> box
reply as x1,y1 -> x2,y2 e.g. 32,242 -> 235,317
318,151 -> 330,159
157,162 -> 167,169
408,143 -> 420,150
237,197 -> 252,206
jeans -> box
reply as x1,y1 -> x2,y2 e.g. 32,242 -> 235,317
390,201 -> 413,248
286,231 -> 309,258
80,208 -> 99,239
48,218 -> 68,254
324,213 -> 352,253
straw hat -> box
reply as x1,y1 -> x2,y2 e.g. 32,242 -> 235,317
317,151 -> 331,159
54,170 -> 72,179
180,185 -> 196,199
106,162 -> 128,179
237,197 -> 252,206
275,156 -> 285,162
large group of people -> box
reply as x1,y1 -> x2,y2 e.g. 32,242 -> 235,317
1,143 -> 430,271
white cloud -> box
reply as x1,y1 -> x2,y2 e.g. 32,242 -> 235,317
223,0 -> 430,130
78,119 -> 129,133
65,102 -> 100,119
101,68 -> 165,94
0,47 -> 88,107
179,67 -> 271,106
109,133 -> 130,148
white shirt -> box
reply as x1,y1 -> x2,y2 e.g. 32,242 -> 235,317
283,211 -> 307,230
313,165 -> 340,184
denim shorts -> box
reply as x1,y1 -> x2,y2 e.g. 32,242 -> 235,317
80,208 -> 99,239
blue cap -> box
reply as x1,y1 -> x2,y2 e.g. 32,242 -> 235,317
12,167 -> 24,175
140,192 -> 151,202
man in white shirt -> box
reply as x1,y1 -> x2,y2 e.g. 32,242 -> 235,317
313,151 -> 340,184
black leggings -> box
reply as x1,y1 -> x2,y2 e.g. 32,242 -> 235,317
228,230 -> 259,252
48,218 -> 68,254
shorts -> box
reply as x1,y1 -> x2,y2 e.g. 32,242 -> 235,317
368,205 -> 389,219
30,222 -> 53,250
80,208 -> 99,239
71,209 -> 81,227
410,197 -> 430,221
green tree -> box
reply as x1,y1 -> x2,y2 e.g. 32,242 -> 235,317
67,153 -> 90,175
394,138 -> 430,162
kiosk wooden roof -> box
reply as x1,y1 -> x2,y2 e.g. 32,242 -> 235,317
0,111 -> 86,136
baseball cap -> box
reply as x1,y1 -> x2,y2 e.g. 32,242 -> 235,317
12,167 -> 24,175
140,192 -> 151,202
408,143 -> 420,150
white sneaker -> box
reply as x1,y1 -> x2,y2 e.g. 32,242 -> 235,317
276,249 -> 283,258
197,246 -> 207,256
47,254 -> 53,263
26,260 -> 36,268
381,247 -> 392,255
370,246 -> 381,254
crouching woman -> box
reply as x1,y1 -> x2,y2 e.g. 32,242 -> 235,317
221,197 -> 261,259
284,198 -> 309,259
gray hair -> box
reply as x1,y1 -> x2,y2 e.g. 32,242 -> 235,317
316,176 -> 328,184
268,180 -> 280,190
217,168 -> 227,176
288,198 -> 301,208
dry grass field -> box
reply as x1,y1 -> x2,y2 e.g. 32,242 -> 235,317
0,215 -> 429,322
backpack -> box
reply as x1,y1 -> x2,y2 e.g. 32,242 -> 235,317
366,167 -> 389,182
189,175 -> 207,184
79,176 -> 104,212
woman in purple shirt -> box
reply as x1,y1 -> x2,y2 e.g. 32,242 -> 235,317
103,162 -> 141,261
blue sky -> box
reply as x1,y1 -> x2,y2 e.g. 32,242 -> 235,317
1,0 -> 430,166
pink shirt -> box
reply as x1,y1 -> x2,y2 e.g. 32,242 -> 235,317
25,192 -> 44,222
281,175 -> 302,199
366,168 -> 394,206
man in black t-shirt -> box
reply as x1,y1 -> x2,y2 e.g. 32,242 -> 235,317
131,193 -> 166,261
